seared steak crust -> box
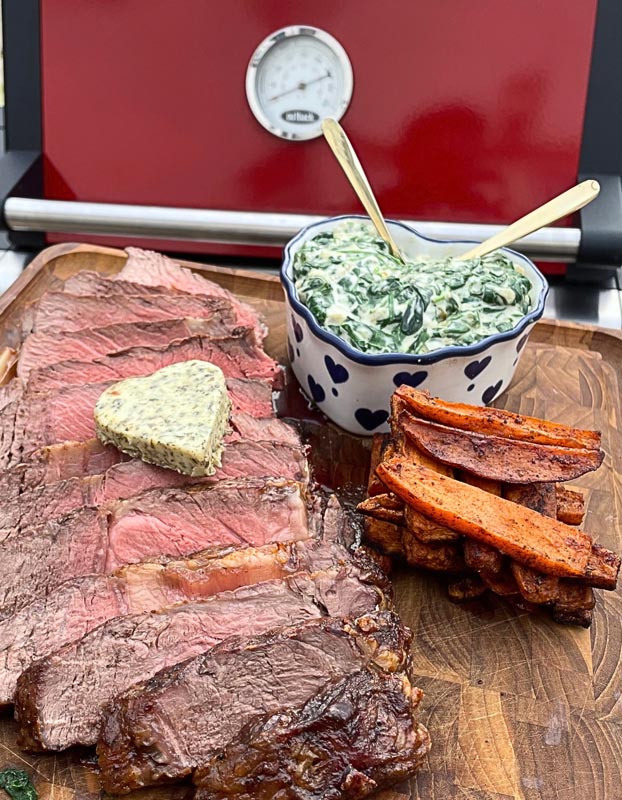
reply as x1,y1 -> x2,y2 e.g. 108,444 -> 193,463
97,612 -> 410,794
193,670 -> 431,800
15,574 -> 388,751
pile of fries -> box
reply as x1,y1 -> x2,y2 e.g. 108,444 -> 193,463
358,387 -> 621,627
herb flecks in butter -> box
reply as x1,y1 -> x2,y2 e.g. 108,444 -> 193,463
94,360 -> 232,477
292,221 -> 534,355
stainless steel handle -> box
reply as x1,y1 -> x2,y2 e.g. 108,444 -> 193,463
4,197 -> 581,261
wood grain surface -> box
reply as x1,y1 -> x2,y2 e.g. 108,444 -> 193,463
0,243 -> 620,800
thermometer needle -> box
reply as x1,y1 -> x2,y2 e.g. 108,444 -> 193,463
269,71 -> 331,102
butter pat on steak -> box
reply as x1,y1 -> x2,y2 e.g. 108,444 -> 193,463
95,360 -> 231,476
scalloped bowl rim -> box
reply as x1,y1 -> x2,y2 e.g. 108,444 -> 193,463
281,214 -> 549,367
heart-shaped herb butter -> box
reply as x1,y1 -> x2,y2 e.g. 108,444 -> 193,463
94,360 -> 232,476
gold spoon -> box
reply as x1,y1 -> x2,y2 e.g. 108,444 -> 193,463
460,180 -> 600,260
321,118 -> 403,261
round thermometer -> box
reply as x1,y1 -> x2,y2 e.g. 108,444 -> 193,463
245,25 -> 354,141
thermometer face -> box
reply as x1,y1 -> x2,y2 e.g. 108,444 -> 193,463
245,26 -> 354,140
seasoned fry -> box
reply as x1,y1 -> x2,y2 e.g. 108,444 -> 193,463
479,564 -> 520,597
556,485 -> 586,525
503,482 -> 557,517
376,458 -> 593,578
400,413 -> 604,484
459,472 -> 502,496
583,543 -> 621,590
447,575 -> 488,601
401,531 -> 465,573
463,540 -> 503,574
367,434 -> 391,495
392,397 -> 454,476
358,494 -> 405,524
395,386 -> 602,450
404,504 -> 461,543
363,517 -> 404,556
510,562 -> 559,605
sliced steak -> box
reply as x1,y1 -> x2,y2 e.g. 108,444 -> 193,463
18,318 -> 231,380
15,572 -> 388,751
27,291 -> 235,337
118,248 -> 265,337
0,377 -> 285,469
0,534 -> 389,705
0,379 -> 23,412
0,439 -> 307,539
104,478 -> 310,571
26,331 -> 279,392
193,670 -> 430,800
0,440 -> 125,499
97,612 -> 410,793
0,479 -> 311,615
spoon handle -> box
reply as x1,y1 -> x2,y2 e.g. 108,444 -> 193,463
322,118 -> 402,260
460,180 -> 601,261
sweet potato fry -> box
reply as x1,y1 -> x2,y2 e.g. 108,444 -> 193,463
552,607 -> 593,628
367,434 -> 392,495
459,472 -> 502,495
358,494 -> 405,524
463,540 -> 503,574
503,483 -> 557,517
554,582 -> 595,613
376,457 -> 592,578
363,517 -> 403,556
447,575 -> 488,601
401,530 -> 465,572
555,485 -> 586,525
510,562 -> 559,605
395,386 -> 601,450
583,543 -> 621,589
400,413 -> 604,484
392,397 -> 453,476
404,504 -> 461,543
479,563 -> 520,597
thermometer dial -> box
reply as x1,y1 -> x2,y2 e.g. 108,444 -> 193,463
245,25 -> 354,141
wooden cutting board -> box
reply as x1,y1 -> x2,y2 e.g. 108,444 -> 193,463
0,243 -> 620,800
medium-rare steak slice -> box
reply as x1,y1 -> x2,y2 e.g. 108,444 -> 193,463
15,571 -> 389,751
193,670 -> 430,800
118,247 -> 265,338
0,479 -> 311,615
103,478 -> 310,571
0,439 -> 125,497
0,439 -> 308,538
17,317 -> 232,380
26,291 -> 235,337
97,612 -> 410,793
26,331 -> 279,392
0,377 -> 285,469
0,533 -> 388,705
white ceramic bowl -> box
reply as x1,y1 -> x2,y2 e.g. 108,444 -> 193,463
281,215 -> 548,436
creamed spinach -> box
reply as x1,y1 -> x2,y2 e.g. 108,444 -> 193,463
292,221 -> 533,355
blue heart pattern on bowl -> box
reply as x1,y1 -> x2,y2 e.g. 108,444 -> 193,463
393,370 -> 428,389
355,408 -> 389,431
324,355 -> 349,384
482,380 -> 503,404
307,374 -> 326,403
464,356 -> 492,380
292,316 -> 304,343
